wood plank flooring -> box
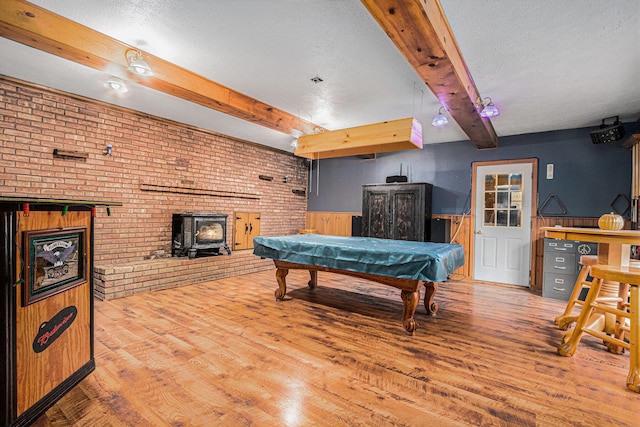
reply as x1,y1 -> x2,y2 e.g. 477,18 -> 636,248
33,269 -> 639,426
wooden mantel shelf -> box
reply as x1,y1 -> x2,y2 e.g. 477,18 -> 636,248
0,196 -> 122,206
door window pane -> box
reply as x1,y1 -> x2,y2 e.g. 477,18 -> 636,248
484,174 -> 496,191
510,210 -> 521,227
496,191 -> 509,208
484,192 -> 495,208
484,210 -> 495,226
510,173 -> 522,189
482,171 -> 525,228
497,174 -> 509,187
496,210 -> 508,226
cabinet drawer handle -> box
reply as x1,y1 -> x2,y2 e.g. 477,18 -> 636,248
554,278 -> 565,284
553,287 -> 566,292
553,247 -> 568,251
554,266 -> 567,270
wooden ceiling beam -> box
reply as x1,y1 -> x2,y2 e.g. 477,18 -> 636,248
0,0 -> 325,138
361,0 -> 498,149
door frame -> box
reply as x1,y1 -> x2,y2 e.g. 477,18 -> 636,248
470,158 -> 538,284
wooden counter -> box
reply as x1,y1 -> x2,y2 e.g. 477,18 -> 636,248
541,226 -> 640,267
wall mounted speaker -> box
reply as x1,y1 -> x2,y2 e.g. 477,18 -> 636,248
590,116 -> 625,144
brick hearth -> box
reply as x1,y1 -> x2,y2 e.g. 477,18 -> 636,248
94,250 -> 273,300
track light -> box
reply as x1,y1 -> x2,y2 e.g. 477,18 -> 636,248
478,97 -> 500,118
431,106 -> 448,127
104,76 -> 128,93
126,49 -> 153,76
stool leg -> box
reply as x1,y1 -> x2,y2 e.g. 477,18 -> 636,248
627,285 -> 639,393
555,264 -> 590,330
558,278 -> 603,357
601,280 -> 623,336
608,283 -> 630,354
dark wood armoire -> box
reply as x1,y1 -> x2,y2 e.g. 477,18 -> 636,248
361,182 -> 433,241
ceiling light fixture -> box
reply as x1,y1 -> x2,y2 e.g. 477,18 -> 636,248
478,97 -> 500,118
126,49 -> 153,76
104,76 -> 128,93
431,106 -> 448,127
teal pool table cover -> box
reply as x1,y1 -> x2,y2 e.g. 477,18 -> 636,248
253,234 -> 464,282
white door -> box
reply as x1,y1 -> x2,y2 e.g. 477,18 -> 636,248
473,162 -> 533,286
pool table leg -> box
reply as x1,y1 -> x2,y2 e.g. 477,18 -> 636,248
275,267 -> 288,300
423,281 -> 439,316
308,270 -> 317,290
401,290 -> 419,335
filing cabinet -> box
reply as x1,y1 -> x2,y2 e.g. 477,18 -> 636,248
542,238 -> 598,300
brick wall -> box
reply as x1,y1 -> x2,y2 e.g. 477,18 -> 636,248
0,76 -> 307,299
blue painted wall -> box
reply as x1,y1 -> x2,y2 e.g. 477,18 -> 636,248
307,124 -> 634,218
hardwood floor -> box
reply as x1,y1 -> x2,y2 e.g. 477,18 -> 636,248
34,269 -> 638,426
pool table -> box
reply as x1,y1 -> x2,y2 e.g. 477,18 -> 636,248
253,234 -> 465,335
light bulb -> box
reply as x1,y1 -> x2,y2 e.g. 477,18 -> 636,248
431,114 -> 448,127
104,77 -> 128,93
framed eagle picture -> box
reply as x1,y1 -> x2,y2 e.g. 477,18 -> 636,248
23,227 -> 88,306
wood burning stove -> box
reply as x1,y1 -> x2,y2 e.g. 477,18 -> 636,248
172,212 -> 231,258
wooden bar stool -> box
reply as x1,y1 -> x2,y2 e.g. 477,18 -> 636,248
555,255 -> 598,330
557,264 -> 639,393
554,255 -> 628,332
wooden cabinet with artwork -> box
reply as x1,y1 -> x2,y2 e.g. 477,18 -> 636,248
233,212 -> 260,250
362,183 -> 433,241
0,197 -> 120,427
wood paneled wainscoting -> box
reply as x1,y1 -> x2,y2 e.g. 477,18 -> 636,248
305,211 -> 360,237
306,212 -> 615,294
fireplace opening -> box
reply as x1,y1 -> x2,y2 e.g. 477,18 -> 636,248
172,212 -> 231,259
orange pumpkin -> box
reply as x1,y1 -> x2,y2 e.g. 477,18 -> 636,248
598,212 -> 624,230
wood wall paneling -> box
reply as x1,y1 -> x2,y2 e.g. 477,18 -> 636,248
305,212 -> 359,237
433,214 -> 471,278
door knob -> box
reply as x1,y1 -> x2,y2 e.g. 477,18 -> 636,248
476,230 -> 482,234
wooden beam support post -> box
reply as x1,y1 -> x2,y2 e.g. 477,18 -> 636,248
361,0 -> 498,149
0,0 -> 325,138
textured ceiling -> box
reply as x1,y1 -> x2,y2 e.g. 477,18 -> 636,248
1,0 -> 639,152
